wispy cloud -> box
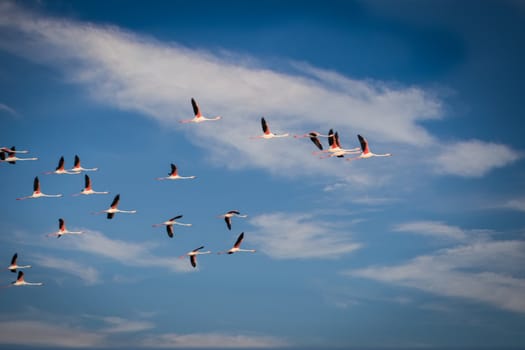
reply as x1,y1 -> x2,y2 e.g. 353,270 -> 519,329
141,332 -> 289,348
0,1 -> 445,185
347,239 -> 525,313
249,212 -> 361,259
0,320 -> 105,348
0,102 -> 18,118
393,220 -> 469,240
501,198 -> 525,212
34,254 -> 100,285
434,140 -> 521,177
98,316 -> 155,334
40,229 -> 191,273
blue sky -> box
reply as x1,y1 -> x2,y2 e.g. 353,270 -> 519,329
1,0 -> 525,348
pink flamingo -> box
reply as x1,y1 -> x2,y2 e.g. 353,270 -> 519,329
7,253 -> 32,273
156,164 -> 196,181
0,146 -> 38,164
16,177 -> 63,200
179,246 -> 211,268
346,134 -> 392,161
179,98 -> 221,123
47,218 -> 84,238
250,117 -> 289,139
218,232 -> 256,255
152,215 -> 192,238
73,174 -> 109,196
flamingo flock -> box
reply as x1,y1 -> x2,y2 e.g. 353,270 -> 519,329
4,96 -> 392,286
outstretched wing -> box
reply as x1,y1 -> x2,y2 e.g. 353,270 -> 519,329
233,232 -> 244,248
261,117 -> 269,134
224,217 -> 232,230
191,98 -> 201,117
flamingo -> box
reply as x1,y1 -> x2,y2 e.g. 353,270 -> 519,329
73,174 -> 109,196
43,156 -> 77,175
70,155 -> 98,173
94,194 -> 137,219
152,215 -> 192,238
346,134 -> 393,161
294,131 -> 330,151
218,210 -> 248,231
0,146 -> 28,154
0,146 -> 38,164
47,218 -> 84,238
251,117 -> 289,139
179,98 -> 222,123
318,130 -> 360,158
179,246 -> 211,268
10,271 -> 43,287
218,232 -> 256,255
7,253 -> 31,273
156,164 -> 196,181
16,176 -> 63,200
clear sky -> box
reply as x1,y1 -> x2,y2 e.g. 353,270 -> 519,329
1,0 -> 525,349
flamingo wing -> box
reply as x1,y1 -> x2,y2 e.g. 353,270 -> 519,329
10,253 -> 17,265
192,246 -> 205,252
17,271 -> 24,282
107,212 -> 115,220
33,177 -> 40,192
309,134 -> 323,150
233,232 -> 244,248
227,210 -> 240,215
166,225 -> 174,238
170,215 -> 183,221
357,134 -> 369,153
74,155 -> 80,167
191,98 -> 201,117
58,218 -> 65,230
56,156 -> 65,170
84,174 -> 91,189
190,255 -> 197,268
170,164 -> 178,176
328,129 -> 335,147
224,217 -> 232,230
110,194 -> 120,208
261,117 -> 269,134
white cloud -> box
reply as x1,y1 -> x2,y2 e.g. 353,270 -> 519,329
41,229 -> 192,273
141,332 -> 289,348
249,212 -> 362,259
393,221 -> 468,240
0,320 -> 105,348
100,316 -> 155,334
502,198 -> 525,212
0,102 -> 18,118
434,140 -> 521,177
0,2 -> 444,185
34,254 -> 100,285
348,240 -> 525,313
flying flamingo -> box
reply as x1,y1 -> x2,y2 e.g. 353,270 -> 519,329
7,253 -> 31,273
294,131 -> 330,151
16,176 -> 63,200
43,156 -> 77,175
218,210 -> 248,230
152,215 -> 192,238
156,164 -> 196,181
218,232 -> 256,255
179,98 -> 222,123
0,146 -> 28,153
179,246 -> 211,268
10,271 -> 43,287
0,146 -> 38,164
70,155 -> 98,173
94,194 -> 137,219
346,134 -> 393,161
73,174 -> 109,196
47,218 -> 84,238
318,130 -> 360,158
250,117 -> 289,139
